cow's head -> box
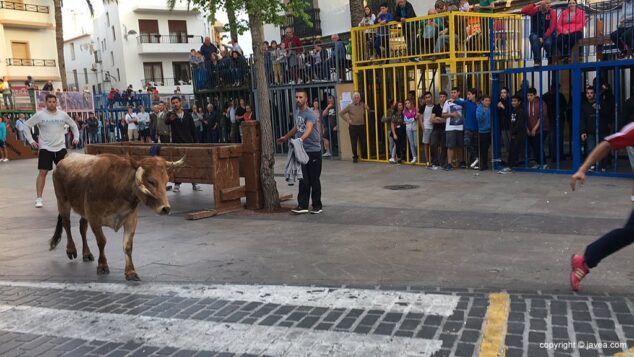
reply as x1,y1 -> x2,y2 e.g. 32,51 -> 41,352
133,156 -> 185,215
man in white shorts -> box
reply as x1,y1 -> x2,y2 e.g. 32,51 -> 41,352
23,94 -> 79,208
418,91 -> 435,166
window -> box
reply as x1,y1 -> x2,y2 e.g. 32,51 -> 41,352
84,68 -> 88,84
138,20 -> 159,43
168,20 -> 188,43
143,62 -> 163,85
110,51 -> 114,66
172,62 -> 191,85
106,12 -> 110,27
11,42 -> 29,60
72,70 -> 79,90
112,26 -> 116,41
116,68 -> 120,82
70,43 -> 76,60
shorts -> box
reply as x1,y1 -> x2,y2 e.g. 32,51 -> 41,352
0,140 -> 4,148
38,149 -> 67,171
128,128 -> 139,141
446,130 -> 464,148
422,129 -> 433,144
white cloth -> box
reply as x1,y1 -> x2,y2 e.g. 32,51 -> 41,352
284,138 -> 309,185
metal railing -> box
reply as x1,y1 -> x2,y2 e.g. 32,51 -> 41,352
141,78 -> 192,87
6,58 -> 56,67
0,0 -> 49,13
192,57 -> 251,91
351,12 -> 523,66
136,34 -> 203,44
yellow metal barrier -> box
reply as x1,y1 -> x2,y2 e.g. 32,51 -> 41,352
350,11 -> 523,165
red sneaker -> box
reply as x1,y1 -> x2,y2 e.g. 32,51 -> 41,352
570,255 -> 590,291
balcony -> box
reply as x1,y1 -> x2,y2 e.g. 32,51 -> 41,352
0,0 -> 53,29
4,58 -> 59,80
132,1 -> 199,15
136,34 -> 203,55
6,58 -> 56,67
141,77 -> 192,87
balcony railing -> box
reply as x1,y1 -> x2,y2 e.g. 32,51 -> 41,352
192,58 -> 251,92
136,34 -> 203,44
351,12 -> 523,66
0,0 -> 49,13
6,58 -> 56,67
141,78 -> 192,87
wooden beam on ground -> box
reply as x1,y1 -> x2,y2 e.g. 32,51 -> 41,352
186,210 -> 218,220
220,186 -> 246,201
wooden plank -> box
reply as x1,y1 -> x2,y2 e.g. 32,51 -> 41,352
186,209 -> 218,220
220,186 -> 246,201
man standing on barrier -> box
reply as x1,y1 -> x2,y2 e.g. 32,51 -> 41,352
277,89 -> 323,215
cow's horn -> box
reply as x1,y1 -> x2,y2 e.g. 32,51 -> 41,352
135,167 -> 155,198
167,156 -> 186,169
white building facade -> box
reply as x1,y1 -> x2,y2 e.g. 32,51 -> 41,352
0,0 -> 61,89
63,0 -> 209,96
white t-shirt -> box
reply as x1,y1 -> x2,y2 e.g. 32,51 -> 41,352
125,113 -> 139,130
24,110 -> 79,152
443,99 -> 464,132
423,105 -> 434,130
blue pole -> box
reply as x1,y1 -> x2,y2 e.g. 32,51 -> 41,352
572,67 -> 582,169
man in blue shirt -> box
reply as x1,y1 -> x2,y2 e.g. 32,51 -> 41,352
374,3 -> 395,58
454,88 -> 479,169
476,96 -> 492,170
277,89 -> 323,215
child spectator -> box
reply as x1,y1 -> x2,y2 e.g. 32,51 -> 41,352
476,96 -> 492,170
404,99 -> 419,163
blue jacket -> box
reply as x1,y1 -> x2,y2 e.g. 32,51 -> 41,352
0,122 -> 6,142
454,99 -> 478,131
476,104 -> 492,134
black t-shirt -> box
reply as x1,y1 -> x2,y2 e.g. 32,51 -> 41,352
235,107 -> 246,123
431,104 -> 444,132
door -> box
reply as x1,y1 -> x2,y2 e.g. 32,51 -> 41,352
138,20 -> 159,43
11,42 -> 30,65
172,62 -> 191,85
168,20 -> 188,43
143,62 -> 164,85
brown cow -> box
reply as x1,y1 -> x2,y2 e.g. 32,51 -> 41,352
49,153 -> 184,280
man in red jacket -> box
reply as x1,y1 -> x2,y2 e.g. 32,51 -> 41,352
521,0 -> 557,65
570,123 -> 634,291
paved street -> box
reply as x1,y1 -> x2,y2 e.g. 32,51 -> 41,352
1,155 -> 634,356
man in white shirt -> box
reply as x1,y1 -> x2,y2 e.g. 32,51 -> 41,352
23,94 -> 79,208
442,87 -> 465,170
418,92 -> 436,166
125,106 -> 139,141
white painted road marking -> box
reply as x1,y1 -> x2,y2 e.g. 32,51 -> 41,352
0,281 -> 459,316
0,304 -> 443,356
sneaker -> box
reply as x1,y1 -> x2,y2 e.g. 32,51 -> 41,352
429,165 -> 440,171
472,165 -> 480,170
443,164 -> 453,171
410,157 -> 417,164
35,198 -> 43,208
173,185 -> 180,193
291,207 -> 309,215
323,152 -> 331,157
2,158 -> 8,162
497,167 -> 512,174
310,208 -> 323,214
470,158 -> 479,169
570,254 -> 590,291
388,158 -> 396,164
192,184 -> 203,191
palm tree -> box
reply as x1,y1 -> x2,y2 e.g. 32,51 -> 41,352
349,0 -> 364,29
53,0 -> 117,90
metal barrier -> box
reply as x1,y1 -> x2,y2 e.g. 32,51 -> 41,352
192,57 -> 251,92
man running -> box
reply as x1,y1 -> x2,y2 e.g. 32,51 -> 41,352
23,94 -> 79,208
569,122 -> 634,291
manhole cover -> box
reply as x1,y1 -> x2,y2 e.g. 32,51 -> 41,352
384,184 -> 419,190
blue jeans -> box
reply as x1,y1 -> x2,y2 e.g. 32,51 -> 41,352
406,128 -> 418,159
529,33 -> 554,62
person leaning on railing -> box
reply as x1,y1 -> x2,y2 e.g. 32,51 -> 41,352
556,0 -> 586,61
610,0 -> 634,58
0,77 -> 13,110
521,0 -> 557,66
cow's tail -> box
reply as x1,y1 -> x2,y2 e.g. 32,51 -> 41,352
49,215 -> 63,251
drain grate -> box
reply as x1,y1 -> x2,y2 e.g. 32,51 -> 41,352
384,184 -> 419,190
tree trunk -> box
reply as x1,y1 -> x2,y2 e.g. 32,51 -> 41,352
54,0 -> 68,90
248,12 -> 281,210
226,0 -> 239,43
349,0 -> 364,30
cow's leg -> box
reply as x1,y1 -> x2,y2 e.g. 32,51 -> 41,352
79,218 -> 94,262
123,212 -> 140,281
62,214 -> 77,260
90,223 -> 109,275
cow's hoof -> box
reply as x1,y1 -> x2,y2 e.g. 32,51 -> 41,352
96,266 -> 110,275
125,273 -> 141,281
66,250 -> 78,260
83,254 -> 94,262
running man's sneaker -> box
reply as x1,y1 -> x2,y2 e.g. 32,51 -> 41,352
291,207 -> 309,215
310,208 -> 323,214
570,254 -> 590,291
35,198 -> 43,208
173,185 -> 181,193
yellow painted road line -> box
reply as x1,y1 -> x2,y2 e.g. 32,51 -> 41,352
614,347 -> 634,357
479,292 -> 510,357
